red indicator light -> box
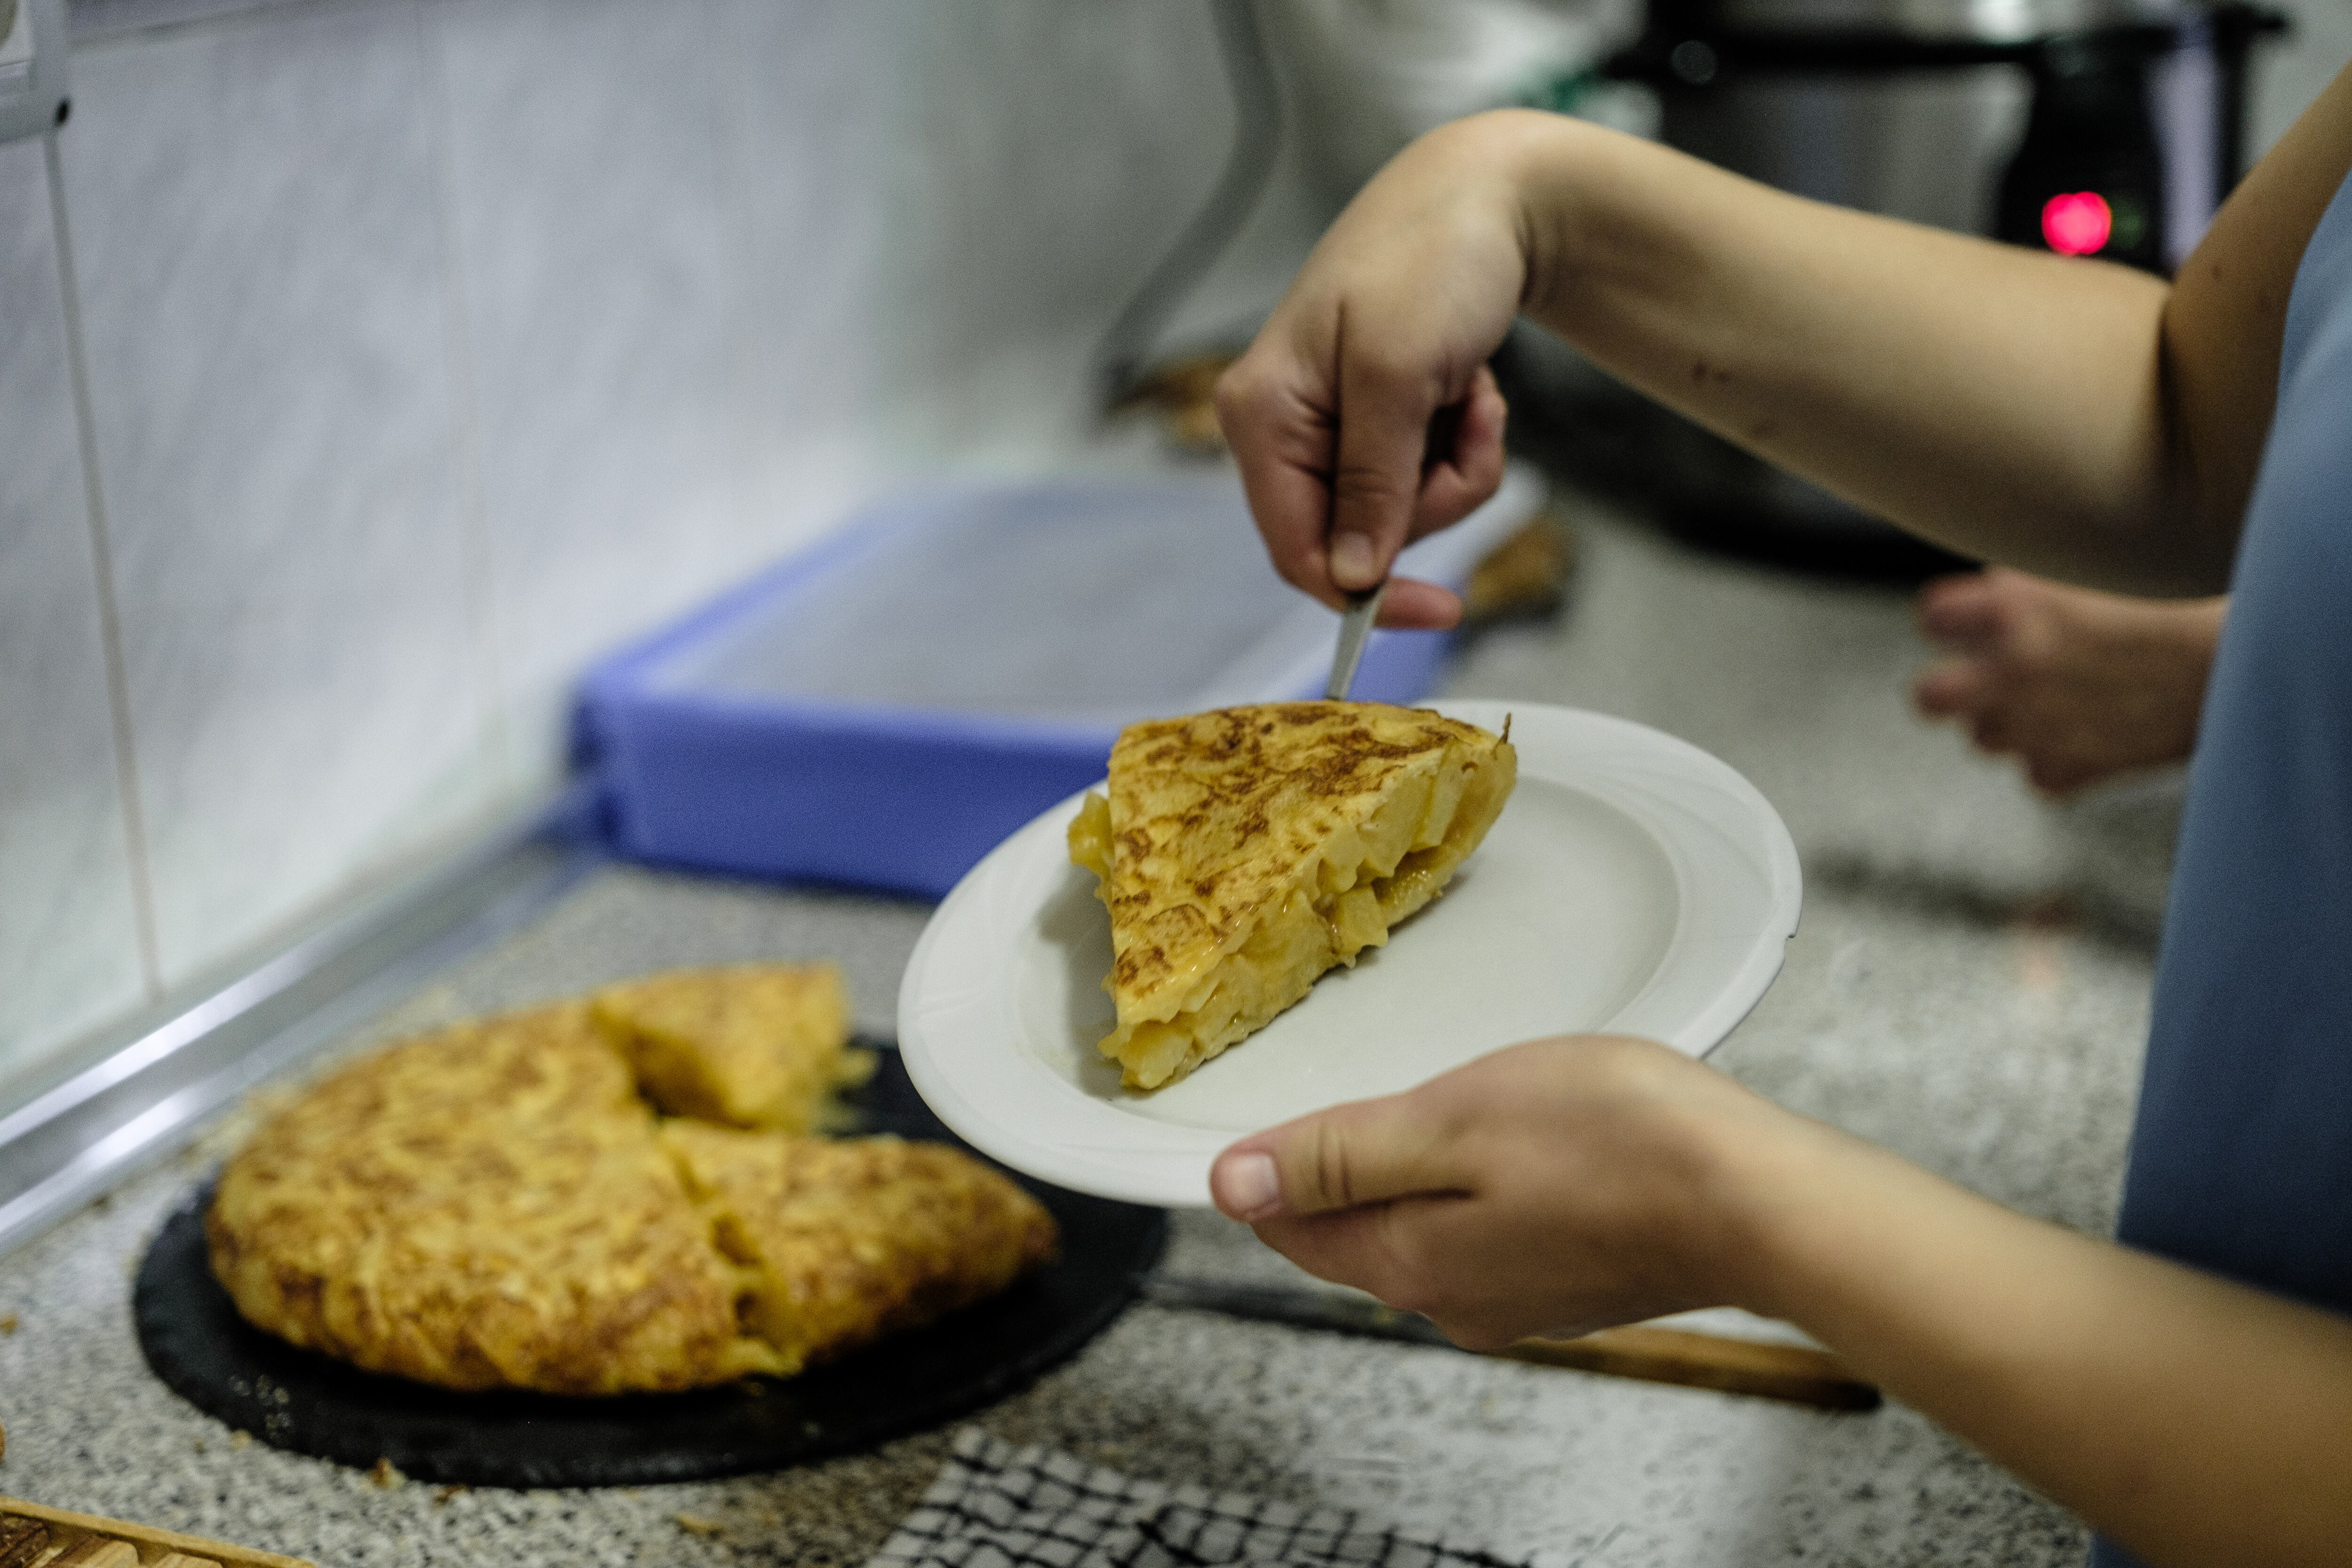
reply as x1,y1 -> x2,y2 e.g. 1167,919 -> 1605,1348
2042,191 -> 2113,256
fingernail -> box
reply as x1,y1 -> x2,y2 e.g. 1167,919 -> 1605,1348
1213,1152 -> 1283,1220
1330,533 -> 1377,591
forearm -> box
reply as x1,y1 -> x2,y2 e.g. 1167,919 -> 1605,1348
1222,75 -> 2350,612
1729,1122 -> 2352,1568
1215,1037 -> 2352,1562
1463,111 -> 2224,595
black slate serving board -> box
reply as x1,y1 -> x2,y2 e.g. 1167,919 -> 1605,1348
133,1044 -> 1165,1487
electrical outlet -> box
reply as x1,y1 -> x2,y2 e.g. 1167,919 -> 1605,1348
0,0 -> 67,146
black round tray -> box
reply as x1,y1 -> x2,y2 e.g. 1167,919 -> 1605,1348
134,1046 -> 1165,1487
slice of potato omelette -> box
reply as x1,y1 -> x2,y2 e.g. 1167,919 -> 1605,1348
1069,701 -> 1515,1091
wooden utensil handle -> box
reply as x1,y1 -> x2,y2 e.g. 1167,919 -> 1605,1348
0,1518 -> 46,1568
1499,1325 -> 1882,1412
0,1499 -> 310,1568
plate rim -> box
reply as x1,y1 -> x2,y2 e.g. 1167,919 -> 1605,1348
898,700 -> 1802,1209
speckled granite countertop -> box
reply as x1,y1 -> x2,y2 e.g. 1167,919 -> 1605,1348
0,498 -> 2177,1567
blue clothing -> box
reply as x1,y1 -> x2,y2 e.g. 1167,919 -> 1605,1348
2092,165 -> 2352,1567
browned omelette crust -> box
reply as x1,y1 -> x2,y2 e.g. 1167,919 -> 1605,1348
592,963 -> 871,1131
206,1003 -> 784,1395
660,1123 -> 1058,1373
1071,701 -> 1516,1088
209,986 -> 1061,1395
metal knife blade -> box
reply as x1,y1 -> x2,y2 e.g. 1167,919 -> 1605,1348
1136,1274 -> 1881,1411
1141,1273 -> 1451,1348
1324,581 -> 1389,701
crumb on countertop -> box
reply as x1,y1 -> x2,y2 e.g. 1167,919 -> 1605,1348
675,1513 -> 723,1537
369,1458 -> 405,1489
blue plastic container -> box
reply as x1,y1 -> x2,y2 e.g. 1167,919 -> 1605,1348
576,466 -> 1545,898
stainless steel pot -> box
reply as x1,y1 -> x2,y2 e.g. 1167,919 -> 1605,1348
1659,58 -> 2034,234
1637,0 -> 2209,251
1704,0 -> 2187,40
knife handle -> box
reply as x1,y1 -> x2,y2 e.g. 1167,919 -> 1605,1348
1500,1326 -> 1882,1412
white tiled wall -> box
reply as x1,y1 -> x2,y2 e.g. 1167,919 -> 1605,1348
0,135 -> 151,1080
426,0 -> 752,778
62,0 -> 500,989
0,0 -> 1264,1075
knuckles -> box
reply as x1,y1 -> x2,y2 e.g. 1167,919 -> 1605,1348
1340,347 -> 1422,402
1212,360 -> 1271,430
1328,458 -> 1415,517
1304,1119 -> 1359,1210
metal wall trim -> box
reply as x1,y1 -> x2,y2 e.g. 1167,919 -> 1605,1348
0,799 -> 604,1259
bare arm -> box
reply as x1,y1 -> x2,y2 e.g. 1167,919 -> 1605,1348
1517,120 -> 2191,591
1218,69 -> 2352,614
1747,1105 -> 2352,1568
1212,1038 -> 2352,1568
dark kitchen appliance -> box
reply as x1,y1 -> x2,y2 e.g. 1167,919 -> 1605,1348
1518,0 -> 2283,580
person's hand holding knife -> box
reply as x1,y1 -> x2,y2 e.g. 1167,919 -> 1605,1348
1214,121 -> 1518,631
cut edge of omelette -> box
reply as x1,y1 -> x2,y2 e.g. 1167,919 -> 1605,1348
590,963 -> 875,1132
659,1121 -> 1058,1376
1069,701 -> 1516,1092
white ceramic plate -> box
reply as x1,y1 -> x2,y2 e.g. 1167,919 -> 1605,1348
897,700 -> 1802,1208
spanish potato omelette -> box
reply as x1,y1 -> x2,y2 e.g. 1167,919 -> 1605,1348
207,970 -> 1055,1395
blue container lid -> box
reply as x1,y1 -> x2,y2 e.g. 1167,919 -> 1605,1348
576,466 -> 1546,895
